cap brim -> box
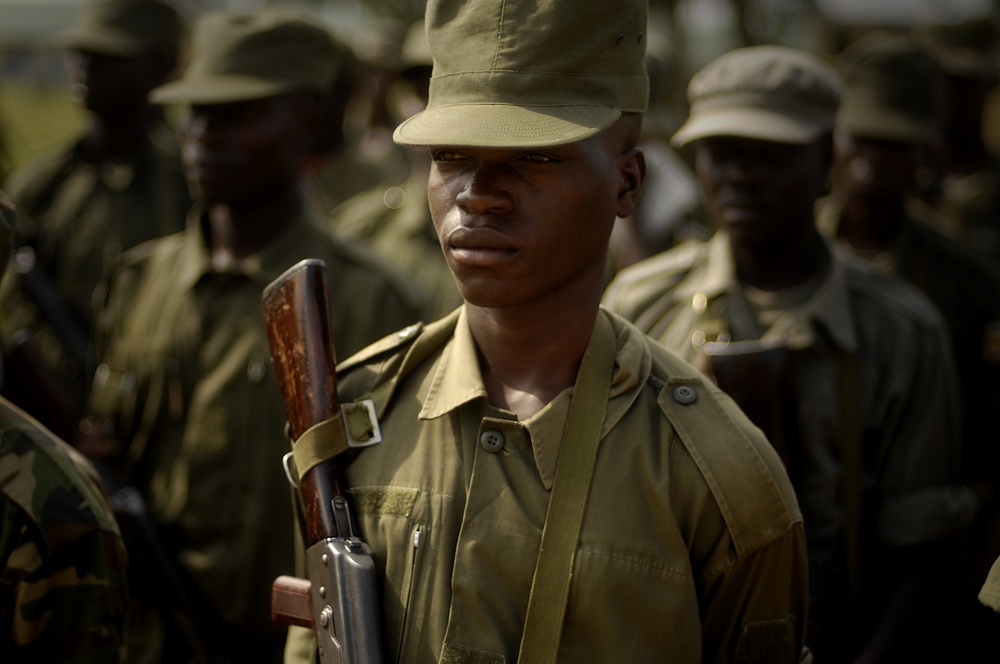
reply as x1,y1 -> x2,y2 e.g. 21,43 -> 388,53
52,29 -> 143,57
149,75 -> 295,105
671,107 -> 828,148
393,104 -> 621,148
837,105 -> 931,143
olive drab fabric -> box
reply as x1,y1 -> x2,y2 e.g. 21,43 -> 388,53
671,45 -> 842,148
150,8 -> 342,105
393,0 -> 649,147
603,233 -> 975,656
87,208 -> 425,654
53,0 -> 183,59
286,308 -> 808,663
0,129 -> 191,407
0,397 -> 128,662
329,169 -> 462,319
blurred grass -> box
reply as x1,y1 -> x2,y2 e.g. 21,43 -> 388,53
0,79 -> 83,181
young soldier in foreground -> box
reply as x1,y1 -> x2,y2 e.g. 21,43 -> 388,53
285,1 -> 807,662
604,45 -> 973,662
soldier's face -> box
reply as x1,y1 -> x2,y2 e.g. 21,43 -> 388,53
179,94 -> 316,207
67,50 -> 159,116
696,135 -> 829,249
426,125 -> 643,310
833,131 -> 922,203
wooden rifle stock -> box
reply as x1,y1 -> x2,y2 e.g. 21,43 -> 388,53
263,259 -> 383,663
263,258 -> 347,546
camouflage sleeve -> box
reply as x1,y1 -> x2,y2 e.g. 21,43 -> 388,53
0,401 -> 128,663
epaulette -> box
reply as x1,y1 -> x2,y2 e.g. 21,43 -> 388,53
337,310 -> 461,419
337,321 -> 425,374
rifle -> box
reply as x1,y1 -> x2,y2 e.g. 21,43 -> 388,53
0,193 -> 94,433
263,258 -> 383,664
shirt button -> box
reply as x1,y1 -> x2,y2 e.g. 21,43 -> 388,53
672,385 -> 698,405
480,429 -> 505,453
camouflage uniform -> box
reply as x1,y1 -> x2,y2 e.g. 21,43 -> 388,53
0,396 -> 128,663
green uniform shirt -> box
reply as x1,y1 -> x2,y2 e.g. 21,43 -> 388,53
0,129 -> 190,405
0,397 -> 128,663
330,168 -> 463,319
87,208 -> 426,657
603,233 -> 975,658
288,307 -> 808,664
816,197 -> 1000,479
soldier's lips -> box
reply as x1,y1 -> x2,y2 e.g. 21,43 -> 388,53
446,227 -> 517,266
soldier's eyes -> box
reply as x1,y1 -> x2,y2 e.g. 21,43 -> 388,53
521,153 -> 558,164
431,150 -> 465,162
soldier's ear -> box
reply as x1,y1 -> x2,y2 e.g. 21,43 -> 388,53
616,146 -> 647,220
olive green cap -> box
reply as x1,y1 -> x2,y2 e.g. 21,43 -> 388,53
917,17 -> 1000,82
672,45 -> 842,148
393,0 -> 649,148
837,35 -> 945,144
150,8 -> 340,105
53,0 -> 183,59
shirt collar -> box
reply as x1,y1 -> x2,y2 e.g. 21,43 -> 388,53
675,231 -> 858,352
418,308 -> 643,489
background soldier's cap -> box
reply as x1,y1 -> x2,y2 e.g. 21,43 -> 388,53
836,35 -> 946,144
53,0 -> 183,59
672,45 -> 842,148
916,17 -> 1000,84
392,0 -> 649,148
149,8 -> 339,105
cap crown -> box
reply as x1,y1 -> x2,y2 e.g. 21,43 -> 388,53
394,0 -> 649,148
672,45 -> 842,147
55,0 -> 183,59
837,36 -> 946,143
150,8 -> 340,105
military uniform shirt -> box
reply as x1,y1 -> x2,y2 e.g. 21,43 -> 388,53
816,196 -> 1000,477
0,397 -> 128,663
0,129 -> 190,399
330,169 -> 462,319
87,207 -> 426,643
289,306 -> 808,664
603,233 -> 975,655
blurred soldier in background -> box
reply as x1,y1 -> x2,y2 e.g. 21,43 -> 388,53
608,5 -> 707,273
819,37 -> 1000,658
604,45 -> 974,663
0,191 -> 128,663
0,0 -> 190,437
298,23 -> 406,222
329,19 -> 462,318
81,8 -> 425,662
918,16 -> 1000,265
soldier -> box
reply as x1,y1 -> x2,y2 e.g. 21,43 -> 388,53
285,1 -> 808,662
82,8 -> 426,663
330,19 -> 463,319
818,36 -> 1000,658
918,17 -> 1000,263
603,45 -> 975,662
0,191 -> 128,662
0,0 -> 191,429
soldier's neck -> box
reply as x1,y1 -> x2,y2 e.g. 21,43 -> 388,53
81,107 -> 158,164
838,191 -> 904,252
731,225 -> 826,292
205,188 -> 302,265
465,296 -> 600,421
